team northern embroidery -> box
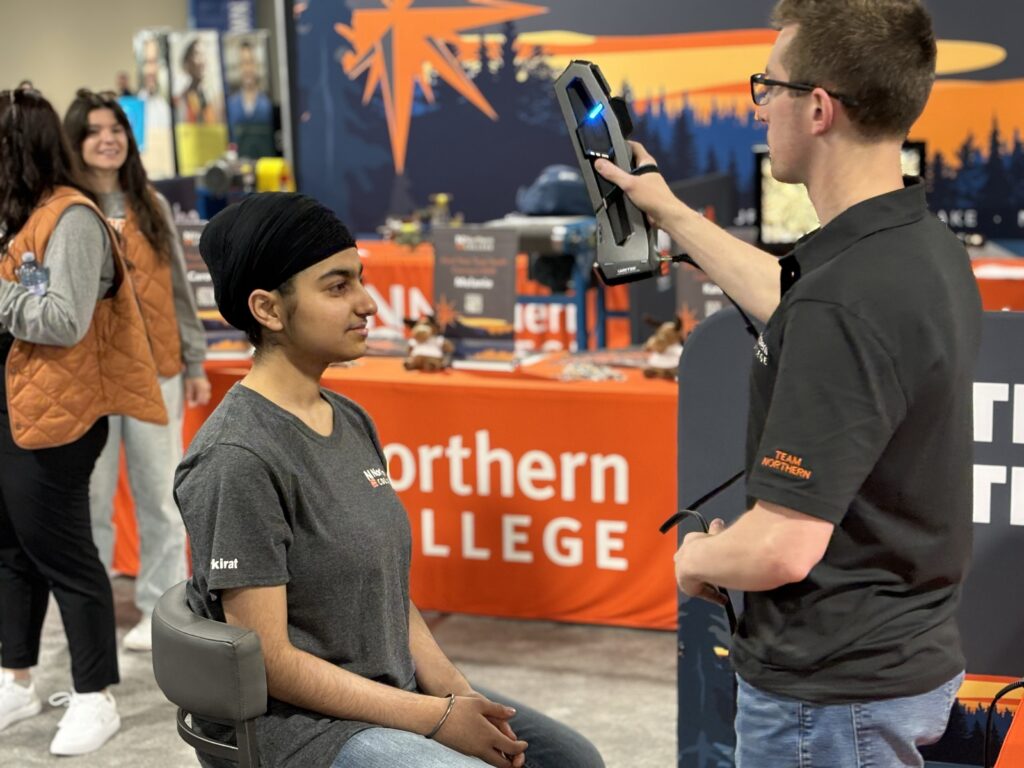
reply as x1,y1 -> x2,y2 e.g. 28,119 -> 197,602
363,467 -> 391,488
760,450 -> 813,480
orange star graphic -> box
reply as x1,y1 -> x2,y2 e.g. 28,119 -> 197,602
335,0 -> 548,173
678,305 -> 700,339
435,294 -> 459,330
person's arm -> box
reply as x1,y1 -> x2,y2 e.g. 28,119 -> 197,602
409,601 -> 473,698
674,501 -> 834,598
676,300 -> 906,601
155,192 -> 210,405
595,142 -> 781,322
0,205 -> 113,346
408,602 -> 527,767
221,586 -> 526,767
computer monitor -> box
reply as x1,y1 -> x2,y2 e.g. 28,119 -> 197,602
755,141 -> 926,253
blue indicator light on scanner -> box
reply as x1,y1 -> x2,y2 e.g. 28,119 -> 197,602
587,103 -> 604,120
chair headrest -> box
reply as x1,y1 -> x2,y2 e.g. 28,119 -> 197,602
152,581 -> 268,722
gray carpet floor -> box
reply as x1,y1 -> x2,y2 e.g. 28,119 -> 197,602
1,576 -> 676,767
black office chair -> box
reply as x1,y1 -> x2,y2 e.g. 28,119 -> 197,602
152,581 -> 267,767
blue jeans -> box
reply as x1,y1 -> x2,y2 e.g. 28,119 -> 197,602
331,687 -> 603,768
735,672 -> 964,768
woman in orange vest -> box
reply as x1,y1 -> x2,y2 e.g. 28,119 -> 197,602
64,90 -> 211,654
0,88 -> 166,756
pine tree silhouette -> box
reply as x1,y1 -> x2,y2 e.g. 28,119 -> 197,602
704,145 -> 720,174
980,117 -> 1013,209
522,44 -> 554,84
401,20 -> 574,222
928,151 -> 957,211
920,699 -> 985,765
954,133 -> 986,209
1009,130 -> 1024,208
631,93 -> 657,153
477,33 -> 492,81
495,21 -> 518,89
665,101 -> 699,182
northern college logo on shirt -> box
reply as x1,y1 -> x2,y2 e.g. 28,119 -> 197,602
210,557 -> 239,570
755,333 -> 769,366
760,450 -> 813,480
363,467 -> 391,489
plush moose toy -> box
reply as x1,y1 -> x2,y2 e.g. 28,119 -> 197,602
403,314 -> 453,371
642,316 -> 685,380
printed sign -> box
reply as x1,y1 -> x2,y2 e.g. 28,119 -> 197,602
432,227 -> 518,370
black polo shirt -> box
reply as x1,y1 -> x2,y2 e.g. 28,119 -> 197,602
731,180 -> 982,703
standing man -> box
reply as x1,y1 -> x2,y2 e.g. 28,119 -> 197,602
596,1 -> 981,766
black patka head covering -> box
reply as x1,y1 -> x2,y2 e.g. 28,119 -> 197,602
199,192 -> 357,331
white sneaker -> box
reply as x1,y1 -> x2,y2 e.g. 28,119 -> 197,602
48,690 -> 121,756
0,670 -> 42,731
123,615 -> 153,652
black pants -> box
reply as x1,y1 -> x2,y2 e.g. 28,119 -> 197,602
0,363 -> 118,692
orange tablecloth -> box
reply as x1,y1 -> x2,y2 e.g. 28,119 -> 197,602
114,357 -> 679,630
972,258 -> 1024,312
997,695 -> 1024,767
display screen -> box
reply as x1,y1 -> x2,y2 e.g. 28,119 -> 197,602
757,142 -> 925,249
576,108 -> 615,160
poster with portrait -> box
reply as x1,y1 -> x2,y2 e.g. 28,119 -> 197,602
168,30 -> 229,176
132,29 -> 176,179
222,30 -> 275,159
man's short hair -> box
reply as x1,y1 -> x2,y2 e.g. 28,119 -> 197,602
772,0 -> 937,139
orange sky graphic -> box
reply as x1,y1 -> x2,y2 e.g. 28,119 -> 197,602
957,674 -> 1022,715
330,0 -> 1021,171
461,27 -> 1023,165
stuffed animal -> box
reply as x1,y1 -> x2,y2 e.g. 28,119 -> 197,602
642,316 -> 685,380
403,314 -> 453,371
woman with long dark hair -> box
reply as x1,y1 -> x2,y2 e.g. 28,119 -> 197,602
0,88 -> 166,756
64,89 -> 210,653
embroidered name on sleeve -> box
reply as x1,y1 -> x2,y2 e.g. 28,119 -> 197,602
760,450 -> 813,480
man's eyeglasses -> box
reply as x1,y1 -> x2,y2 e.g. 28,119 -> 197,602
750,73 -> 859,108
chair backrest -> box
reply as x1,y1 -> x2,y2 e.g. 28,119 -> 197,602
152,581 -> 268,768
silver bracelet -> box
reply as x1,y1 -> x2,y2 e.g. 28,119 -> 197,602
425,693 -> 456,739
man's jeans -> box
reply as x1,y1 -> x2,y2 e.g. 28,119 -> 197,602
735,672 -> 964,768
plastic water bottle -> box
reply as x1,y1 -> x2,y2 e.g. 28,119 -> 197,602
17,252 -> 49,297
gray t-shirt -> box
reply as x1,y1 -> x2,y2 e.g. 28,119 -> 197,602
175,383 -> 416,768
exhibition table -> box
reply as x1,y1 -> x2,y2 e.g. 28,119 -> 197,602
972,258 -> 1024,311
112,356 -> 680,630
996,699 -> 1024,768
358,241 -> 1019,336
